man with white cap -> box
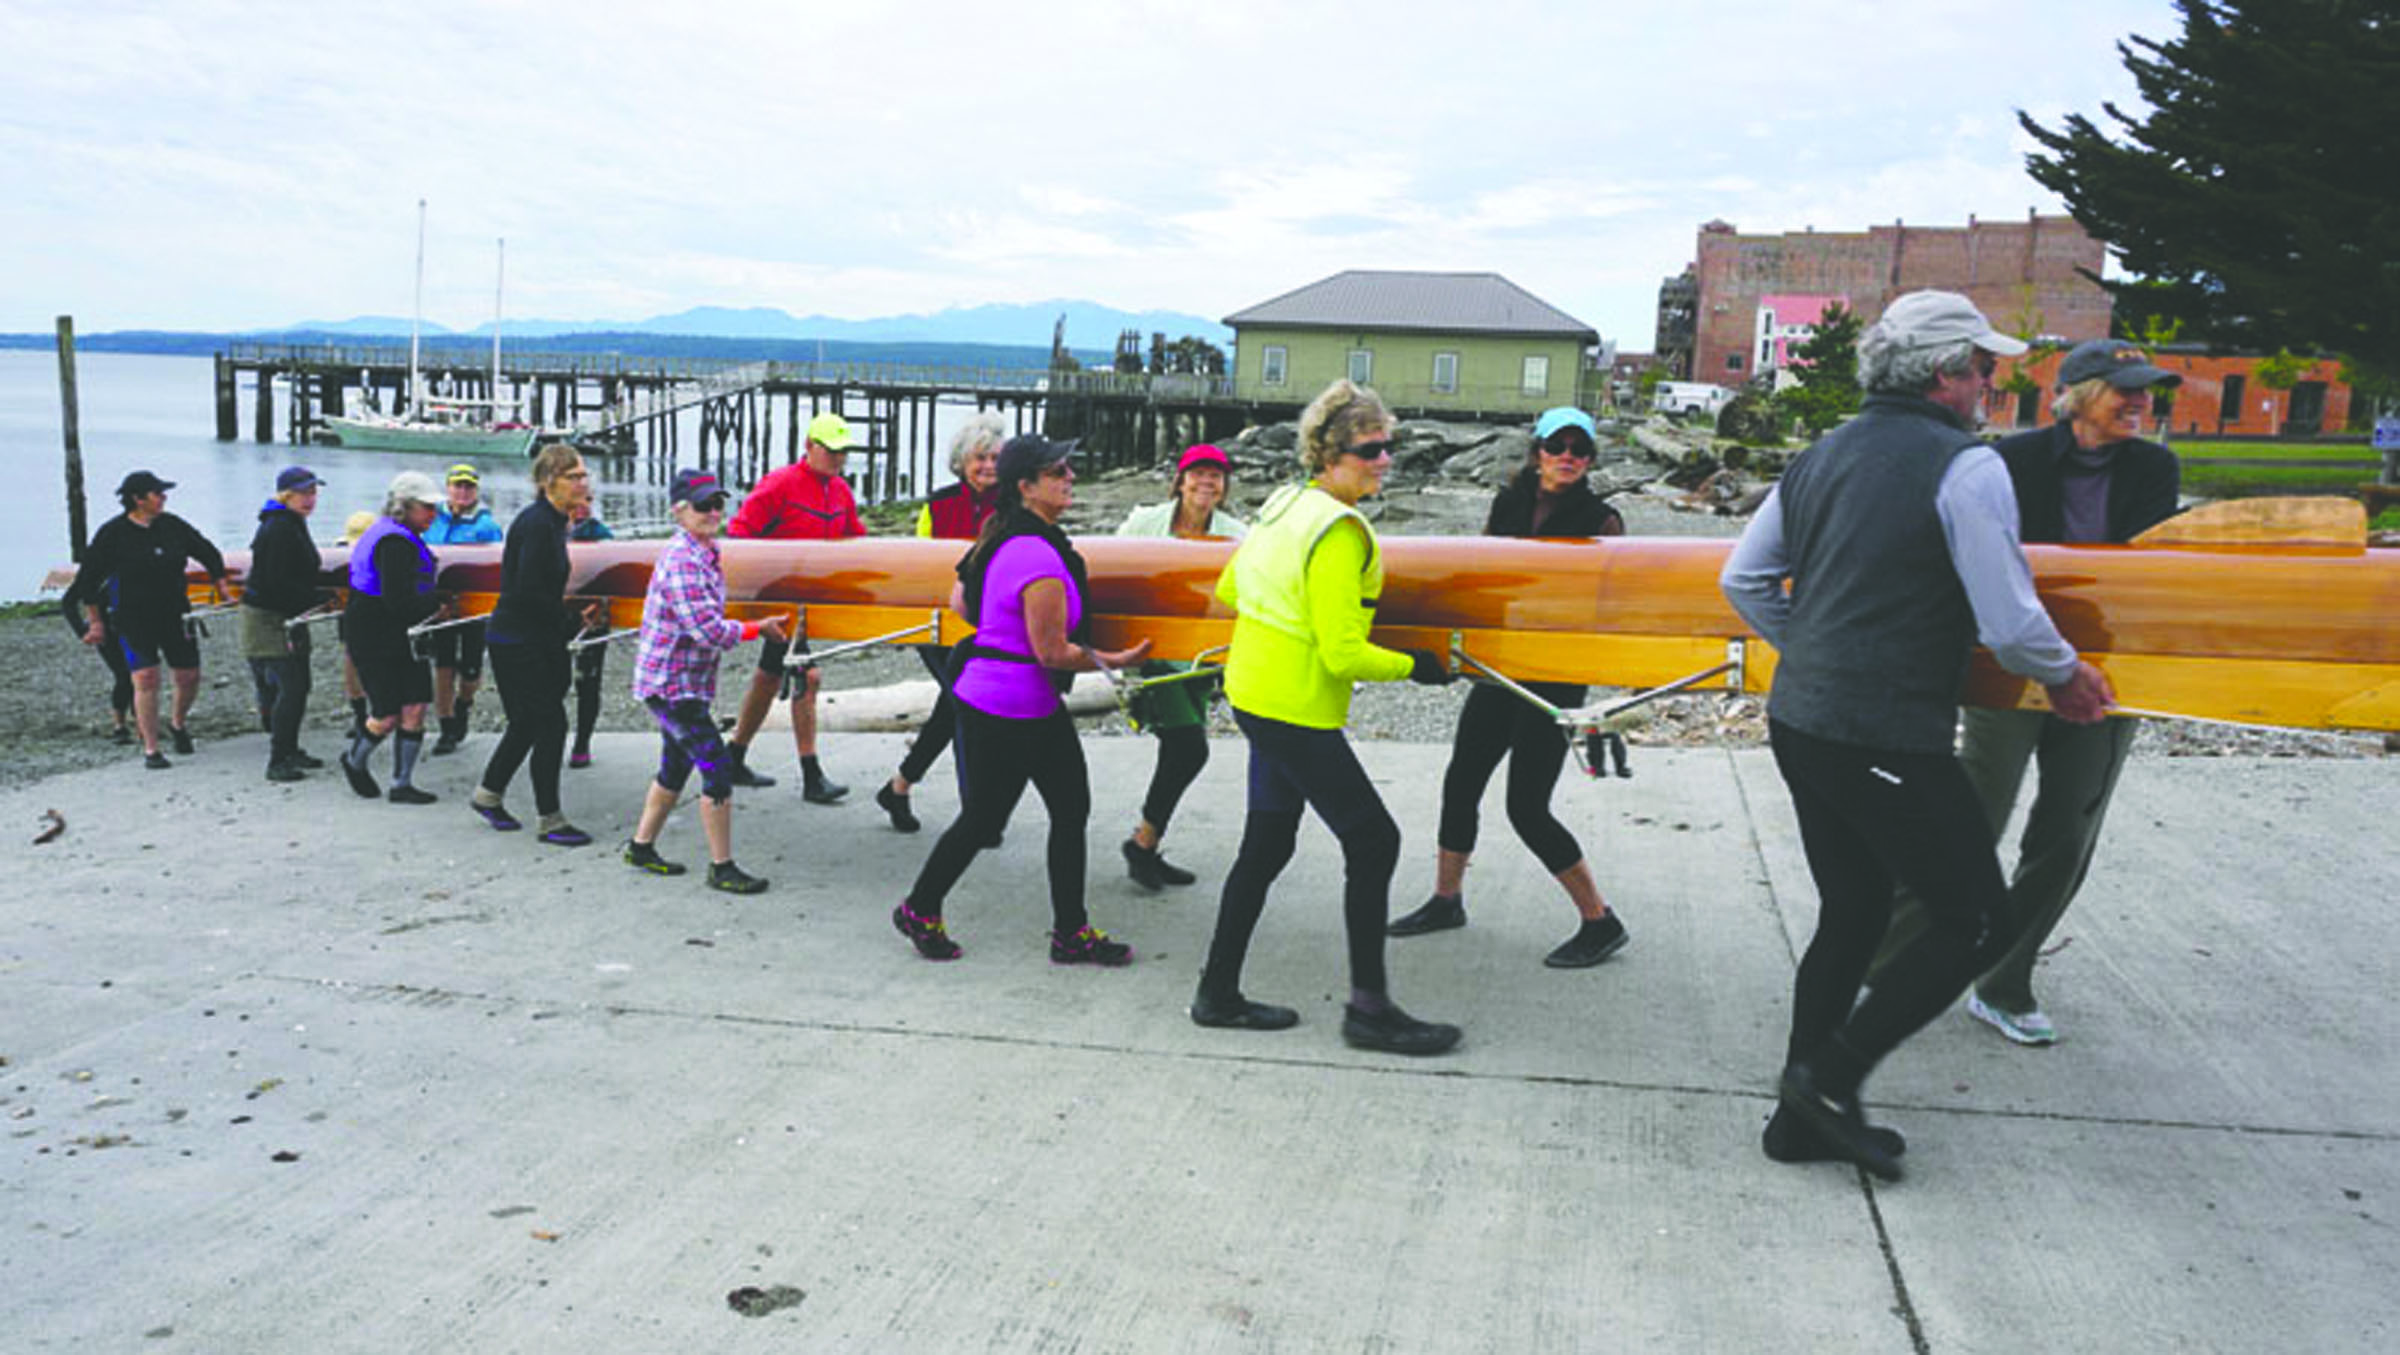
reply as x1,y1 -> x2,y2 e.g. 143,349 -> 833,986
1719,290 -> 2115,1180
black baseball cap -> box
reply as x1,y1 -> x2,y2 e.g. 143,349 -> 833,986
995,435 -> 1075,485
276,466 -> 325,493
2057,340 -> 2182,391
670,468 -> 726,507
117,470 -> 174,497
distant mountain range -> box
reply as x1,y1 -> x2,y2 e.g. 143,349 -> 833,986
268,299 -> 1232,348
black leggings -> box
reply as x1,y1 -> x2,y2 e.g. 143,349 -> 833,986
1200,709 -> 1401,1001
480,642 -> 571,815
896,645 -> 963,786
1768,719 -> 2011,1078
905,702 -> 1090,934
1436,681 -> 1584,873
1141,724 -> 1209,832
573,642 -> 606,748
249,652 -> 313,762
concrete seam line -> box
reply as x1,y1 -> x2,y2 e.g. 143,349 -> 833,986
1863,1176 -> 1934,1355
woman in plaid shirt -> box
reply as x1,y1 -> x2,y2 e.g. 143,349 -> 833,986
624,469 -> 790,894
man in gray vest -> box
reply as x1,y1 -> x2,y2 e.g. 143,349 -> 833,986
1719,290 -> 2114,1181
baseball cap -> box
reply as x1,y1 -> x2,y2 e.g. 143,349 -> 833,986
277,466 -> 325,493
995,434 -> 1075,485
117,470 -> 174,497
1176,443 -> 1230,473
445,463 -> 481,486
1533,407 -> 1597,442
389,470 -> 444,507
1871,290 -> 2028,356
669,468 -> 727,507
340,510 -> 378,544
2057,339 -> 2182,391
806,413 -> 859,452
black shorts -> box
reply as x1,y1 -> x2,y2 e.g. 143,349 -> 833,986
355,649 -> 433,719
115,623 -> 201,674
426,621 -> 487,679
753,634 -> 814,675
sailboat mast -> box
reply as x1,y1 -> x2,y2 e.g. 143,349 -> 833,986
408,198 -> 425,417
491,236 -> 505,423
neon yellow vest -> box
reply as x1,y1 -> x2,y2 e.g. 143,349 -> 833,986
1218,483 -> 1403,728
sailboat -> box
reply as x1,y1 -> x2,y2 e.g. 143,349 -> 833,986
321,201 -> 539,457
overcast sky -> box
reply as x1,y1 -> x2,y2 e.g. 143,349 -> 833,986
3,0 -> 2175,348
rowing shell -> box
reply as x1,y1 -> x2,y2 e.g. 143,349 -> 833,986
61,498 -> 2400,733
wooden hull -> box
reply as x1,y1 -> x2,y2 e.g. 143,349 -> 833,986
139,530 -> 2400,733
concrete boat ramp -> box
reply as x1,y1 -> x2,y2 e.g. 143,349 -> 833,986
3,732 -> 2392,1351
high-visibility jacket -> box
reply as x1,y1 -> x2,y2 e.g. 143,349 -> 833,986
1216,482 -> 1411,729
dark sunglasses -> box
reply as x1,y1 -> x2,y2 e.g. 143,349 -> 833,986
1540,438 -> 1595,462
686,495 -> 727,513
1343,438 -> 1396,460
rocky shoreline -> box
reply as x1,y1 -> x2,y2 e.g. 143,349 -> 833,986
5,422 -> 2382,793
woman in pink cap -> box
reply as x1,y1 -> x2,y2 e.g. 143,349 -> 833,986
1111,443 -> 1247,890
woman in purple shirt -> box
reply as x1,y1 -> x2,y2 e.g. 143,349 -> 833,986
892,435 -> 1151,966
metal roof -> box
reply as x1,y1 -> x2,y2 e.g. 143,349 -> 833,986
1222,270 -> 1596,340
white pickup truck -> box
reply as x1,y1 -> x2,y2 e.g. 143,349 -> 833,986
1652,381 -> 1736,420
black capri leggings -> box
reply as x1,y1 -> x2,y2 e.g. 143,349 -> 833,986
481,641 -> 572,815
904,701 -> 1091,935
1436,681 -> 1586,873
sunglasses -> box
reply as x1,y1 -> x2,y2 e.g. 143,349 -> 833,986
1540,439 -> 1595,462
1343,438 -> 1396,460
686,495 -> 727,513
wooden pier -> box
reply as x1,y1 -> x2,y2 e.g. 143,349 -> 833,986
215,343 -> 1268,503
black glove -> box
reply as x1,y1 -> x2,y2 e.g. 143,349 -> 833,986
1407,651 -> 1455,686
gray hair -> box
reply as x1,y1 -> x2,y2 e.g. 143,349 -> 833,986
948,411 -> 1009,477
1857,331 -> 1979,396
1297,379 -> 1393,475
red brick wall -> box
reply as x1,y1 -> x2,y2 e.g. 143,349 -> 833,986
1991,351 -> 2353,436
1688,215 -> 2108,382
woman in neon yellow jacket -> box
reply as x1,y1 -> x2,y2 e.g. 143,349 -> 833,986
1188,380 -> 1463,1056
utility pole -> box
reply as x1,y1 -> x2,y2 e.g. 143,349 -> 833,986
56,315 -> 89,562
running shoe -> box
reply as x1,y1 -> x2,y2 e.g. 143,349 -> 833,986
725,753 -> 775,788
802,776 -> 848,806
623,840 -> 687,876
1189,989 -> 1299,1030
110,726 -> 133,745
169,724 -> 195,756
707,860 -> 768,895
387,784 -> 437,806
289,749 -> 326,770
1387,893 -> 1467,937
1966,992 -> 2059,1046
471,800 -> 524,832
1543,914 -> 1629,969
1340,1001 -> 1462,1056
568,748 -> 592,769
339,750 -> 379,799
1050,925 -> 1134,967
892,903 -> 962,961
144,751 -> 172,771
538,823 -> 593,848
265,760 -> 305,783
875,783 -> 920,833
1121,838 -> 1196,890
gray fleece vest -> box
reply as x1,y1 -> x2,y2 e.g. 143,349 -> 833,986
1769,395 -> 1981,754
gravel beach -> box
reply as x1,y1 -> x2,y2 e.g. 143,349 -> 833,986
5,465 -> 2381,795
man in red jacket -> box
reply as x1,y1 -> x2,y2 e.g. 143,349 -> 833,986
722,411 -> 868,803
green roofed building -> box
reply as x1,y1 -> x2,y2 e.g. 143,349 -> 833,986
1222,270 -> 1603,416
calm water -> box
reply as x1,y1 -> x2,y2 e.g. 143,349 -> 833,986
0,349 -> 988,599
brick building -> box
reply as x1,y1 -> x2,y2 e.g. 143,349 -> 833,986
1664,212 -> 2111,383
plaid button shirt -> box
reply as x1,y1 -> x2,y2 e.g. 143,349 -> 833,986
633,528 -> 749,703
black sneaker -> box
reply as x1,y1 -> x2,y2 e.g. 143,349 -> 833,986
707,860 -> 768,895
471,800 -> 524,832
1122,838 -> 1196,890
725,753 -> 776,788
1776,1062 -> 1903,1182
1340,1001 -> 1462,1056
290,749 -> 327,770
1050,925 -> 1134,967
1189,989 -> 1299,1030
387,784 -> 438,806
802,776 -> 848,806
110,726 -> 133,745
623,840 -> 687,877
144,750 -> 172,771
1543,914 -> 1629,969
169,724 -> 195,756
892,903 -> 962,961
538,823 -> 593,848
265,761 -> 305,783
339,750 -> 380,799
875,783 -> 920,833
1762,1105 -> 1907,1166
1387,893 -> 1466,937
429,731 -> 462,756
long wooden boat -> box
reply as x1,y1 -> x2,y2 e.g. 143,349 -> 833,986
52,499 -> 2400,733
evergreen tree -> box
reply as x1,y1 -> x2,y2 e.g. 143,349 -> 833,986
2019,0 -> 2400,378
1775,302 -> 1865,436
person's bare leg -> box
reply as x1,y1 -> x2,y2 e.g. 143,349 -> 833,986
131,667 -> 163,754
728,667 -> 778,750
1435,847 -> 1470,899
169,665 -> 201,730
434,667 -> 458,721
633,780 -> 678,846
1556,858 -> 1610,921
699,794 -> 734,865
1132,817 -> 1164,851
792,669 -> 821,760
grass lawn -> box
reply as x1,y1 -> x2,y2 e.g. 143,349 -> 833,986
2170,439 -> 2376,463
2179,461 -> 2380,494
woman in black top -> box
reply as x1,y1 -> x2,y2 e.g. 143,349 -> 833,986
1388,409 -> 1633,968
70,470 -> 228,768
241,466 -> 332,782
471,444 -> 596,845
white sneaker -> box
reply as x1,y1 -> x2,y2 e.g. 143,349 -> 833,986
1966,991 -> 2058,1046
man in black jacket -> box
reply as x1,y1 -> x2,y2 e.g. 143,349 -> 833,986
71,470 -> 228,769
242,467 -> 331,782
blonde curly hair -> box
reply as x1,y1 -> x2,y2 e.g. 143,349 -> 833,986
1297,379 -> 1393,475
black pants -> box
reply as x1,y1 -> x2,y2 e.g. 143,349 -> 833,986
1768,719 -> 2012,1080
905,701 -> 1089,934
1436,681 -> 1584,872
248,652 -> 313,763
1141,724 -> 1210,832
481,642 -> 571,816
1200,709 -> 1401,1001
896,645 -> 964,786
573,641 -> 607,749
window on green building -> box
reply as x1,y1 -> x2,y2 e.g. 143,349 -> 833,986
1432,351 -> 1459,394
1348,349 -> 1374,385
1262,345 -> 1287,387
1521,354 -> 1549,396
